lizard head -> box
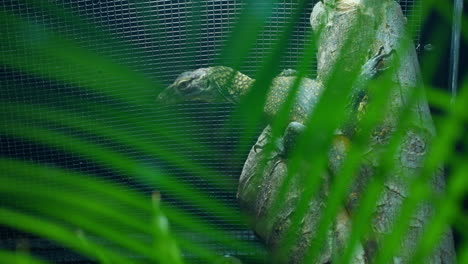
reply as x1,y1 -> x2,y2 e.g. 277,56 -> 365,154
156,67 -> 225,104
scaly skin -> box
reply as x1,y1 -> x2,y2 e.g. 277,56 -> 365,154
157,67 -> 328,158
157,66 -> 253,104
157,66 -> 323,126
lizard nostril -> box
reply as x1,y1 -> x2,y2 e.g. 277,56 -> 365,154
156,93 -> 165,102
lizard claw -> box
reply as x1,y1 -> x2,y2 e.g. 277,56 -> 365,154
360,46 -> 394,81
264,137 -> 285,161
274,122 -> 306,160
253,144 -> 263,153
262,122 -> 306,161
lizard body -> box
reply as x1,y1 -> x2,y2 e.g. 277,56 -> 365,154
157,66 -> 323,126
157,48 -> 388,158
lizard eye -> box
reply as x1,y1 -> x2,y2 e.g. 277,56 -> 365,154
178,79 -> 202,96
176,79 -> 189,88
174,78 -> 193,90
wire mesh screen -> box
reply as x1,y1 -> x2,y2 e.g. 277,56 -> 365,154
0,0 -> 422,263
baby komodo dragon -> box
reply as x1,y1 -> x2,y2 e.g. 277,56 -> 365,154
157,47 -> 391,157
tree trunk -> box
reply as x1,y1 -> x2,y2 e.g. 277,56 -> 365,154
237,0 -> 457,263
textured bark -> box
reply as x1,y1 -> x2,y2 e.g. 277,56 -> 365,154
236,0 -> 456,263
237,125 -> 333,264
315,1 -> 456,263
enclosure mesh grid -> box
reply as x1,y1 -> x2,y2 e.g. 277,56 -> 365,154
0,0 -> 421,263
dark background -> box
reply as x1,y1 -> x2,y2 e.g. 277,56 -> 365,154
0,0 -> 465,263
420,3 -> 467,254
